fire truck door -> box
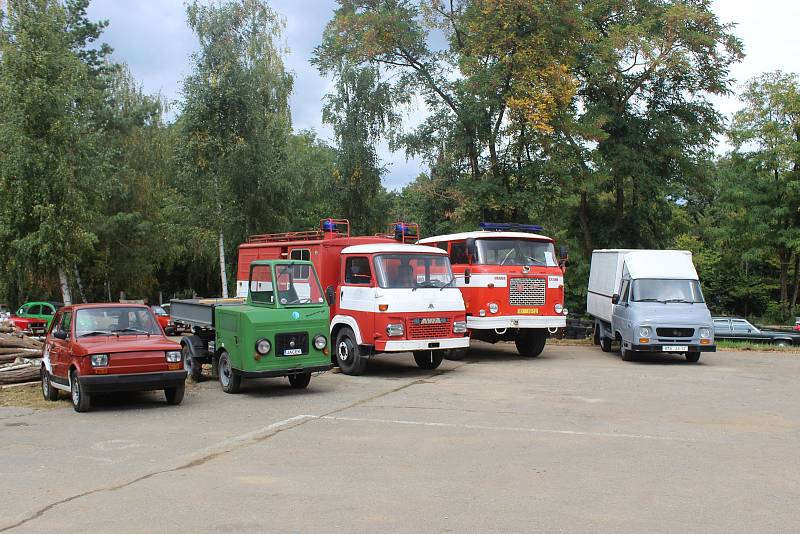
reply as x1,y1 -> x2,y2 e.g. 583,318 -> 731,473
340,256 -> 376,339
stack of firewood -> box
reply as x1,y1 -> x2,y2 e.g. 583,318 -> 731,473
0,323 -> 43,385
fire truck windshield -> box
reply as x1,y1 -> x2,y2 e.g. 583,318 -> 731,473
475,238 -> 557,267
374,254 -> 454,289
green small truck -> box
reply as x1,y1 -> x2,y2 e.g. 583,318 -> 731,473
171,260 -> 332,393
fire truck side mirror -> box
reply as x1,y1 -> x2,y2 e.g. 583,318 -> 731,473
464,268 -> 471,285
325,285 -> 335,305
559,245 -> 569,268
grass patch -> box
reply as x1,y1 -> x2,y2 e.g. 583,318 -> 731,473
716,340 -> 800,352
0,382 -> 64,410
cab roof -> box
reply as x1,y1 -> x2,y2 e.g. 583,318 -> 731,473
62,303 -> 151,310
419,231 -> 553,243
342,243 -> 448,255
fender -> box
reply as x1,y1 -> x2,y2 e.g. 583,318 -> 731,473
180,335 -> 210,360
331,315 -> 364,345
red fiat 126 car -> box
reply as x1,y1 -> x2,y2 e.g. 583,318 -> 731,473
40,303 -> 187,412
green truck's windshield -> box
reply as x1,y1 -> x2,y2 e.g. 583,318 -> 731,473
249,263 -> 325,306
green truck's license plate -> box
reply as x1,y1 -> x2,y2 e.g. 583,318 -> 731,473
283,348 -> 303,356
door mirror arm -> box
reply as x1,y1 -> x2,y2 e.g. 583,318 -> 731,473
53,330 -> 68,340
325,285 -> 335,306
464,268 -> 471,285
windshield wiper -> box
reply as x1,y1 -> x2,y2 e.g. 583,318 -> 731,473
440,278 -> 456,291
665,299 -> 694,304
636,298 -> 666,303
525,256 -> 546,266
112,328 -> 151,337
79,330 -> 113,337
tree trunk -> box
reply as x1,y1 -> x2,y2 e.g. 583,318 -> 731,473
614,178 -> 624,240
57,267 -> 72,306
577,191 -> 594,258
792,253 -> 800,309
779,247 -> 789,304
218,229 -> 229,299
73,264 -> 87,304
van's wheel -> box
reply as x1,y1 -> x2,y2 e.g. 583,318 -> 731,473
41,368 -> 59,401
685,352 -> 701,363
444,348 -> 468,361
515,330 -> 547,358
620,345 -> 636,361
335,328 -> 367,375
413,350 -> 443,370
164,385 -> 185,405
288,372 -> 311,389
183,344 -> 202,382
218,352 -> 241,393
600,337 -> 612,352
70,370 -> 91,412
593,325 -> 601,345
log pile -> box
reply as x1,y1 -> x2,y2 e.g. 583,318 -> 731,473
0,322 -> 43,385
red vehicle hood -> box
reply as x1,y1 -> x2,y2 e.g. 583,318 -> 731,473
77,335 -> 180,355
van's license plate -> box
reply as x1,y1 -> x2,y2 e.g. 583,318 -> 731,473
662,346 -> 688,352
283,348 -> 302,356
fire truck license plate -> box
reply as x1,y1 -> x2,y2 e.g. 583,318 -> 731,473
413,318 -> 447,324
517,308 -> 540,315
283,348 -> 303,356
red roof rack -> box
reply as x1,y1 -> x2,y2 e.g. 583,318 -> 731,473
247,218 -> 351,243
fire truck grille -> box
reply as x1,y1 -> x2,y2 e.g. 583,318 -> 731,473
407,318 -> 451,340
509,277 -> 546,307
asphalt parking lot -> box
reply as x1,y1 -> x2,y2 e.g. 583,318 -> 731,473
1,342 -> 799,533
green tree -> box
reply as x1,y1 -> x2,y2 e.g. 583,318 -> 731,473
176,0 -> 293,298
728,71 -> 800,312
0,0 -> 112,305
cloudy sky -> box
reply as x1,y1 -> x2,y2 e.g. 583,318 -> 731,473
87,0 -> 800,190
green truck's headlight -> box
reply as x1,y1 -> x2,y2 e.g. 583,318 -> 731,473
256,338 -> 271,355
313,335 -> 327,350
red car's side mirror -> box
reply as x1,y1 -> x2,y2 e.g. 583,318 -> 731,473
53,330 -> 68,340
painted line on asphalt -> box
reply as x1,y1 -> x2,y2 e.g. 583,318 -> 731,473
318,415 -> 695,442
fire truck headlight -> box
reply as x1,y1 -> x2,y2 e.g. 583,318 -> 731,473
313,335 -> 327,350
386,323 -> 404,337
453,321 -> 467,333
488,303 -> 499,314
554,304 -> 563,314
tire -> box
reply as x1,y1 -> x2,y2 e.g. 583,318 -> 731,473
444,348 -> 468,361
41,368 -> 59,401
218,352 -> 241,393
413,350 -> 444,370
620,345 -> 636,361
685,352 -> 701,363
164,384 -> 185,405
70,370 -> 91,412
600,337 -> 612,352
288,372 -> 311,389
774,340 -> 789,348
593,325 -> 601,346
335,328 -> 367,375
515,330 -> 547,358
183,344 -> 202,382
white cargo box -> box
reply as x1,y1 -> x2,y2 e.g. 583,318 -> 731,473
587,249 -> 697,323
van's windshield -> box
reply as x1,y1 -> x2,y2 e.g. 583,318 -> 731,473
475,238 -> 557,267
631,279 -> 705,304
374,254 -> 454,289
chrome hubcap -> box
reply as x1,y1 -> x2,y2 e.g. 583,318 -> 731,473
71,379 -> 79,405
42,373 -> 48,395
220,357 -> 230,387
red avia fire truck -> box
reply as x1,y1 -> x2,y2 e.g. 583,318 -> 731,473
419,223 -> 568,358
237,220 -> 469,375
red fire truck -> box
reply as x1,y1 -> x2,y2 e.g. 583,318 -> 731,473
419,223 -> 568,358
237,220 -> 469,375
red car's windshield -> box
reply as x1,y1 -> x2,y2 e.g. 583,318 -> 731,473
75,307 -> 160,337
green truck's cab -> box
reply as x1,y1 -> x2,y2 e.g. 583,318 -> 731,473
172,260 -> 332,393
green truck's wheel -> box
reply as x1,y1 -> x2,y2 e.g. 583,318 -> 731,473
335,328 -> 367,375
288,372 -> 311,389
218,352 -> 241,393
183,344 -> 202,382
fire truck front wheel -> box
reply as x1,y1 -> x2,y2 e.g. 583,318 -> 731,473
335,328 -> 367,375
515,330 -> 547,358
413,351 -> 443,370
